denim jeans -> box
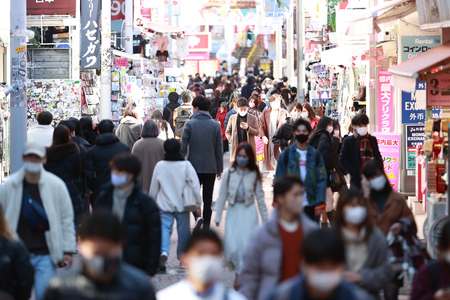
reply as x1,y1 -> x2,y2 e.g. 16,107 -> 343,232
30,254 -> 56,300
160,211 -> 191,259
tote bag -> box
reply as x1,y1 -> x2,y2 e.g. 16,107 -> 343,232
182,163 -> 197,212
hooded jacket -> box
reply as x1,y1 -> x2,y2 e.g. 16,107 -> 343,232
272,117 -> 294,151
45,142 -> 83,220
116,116 -> 142,149
27,124 -> 54,148
308,130 -> 336,182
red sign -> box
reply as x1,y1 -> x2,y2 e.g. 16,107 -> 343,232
115,59 -> 128,68
427,73 -> 450,106
111,0 -> 125,20
27,0 -> 76,15
185,33 -> 212,52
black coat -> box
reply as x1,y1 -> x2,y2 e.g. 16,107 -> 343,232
84,133 -> 130,201
95,182 -> 161,276
339,134 -> 383,189
210,98 -> 220,114
0,237 -> 34,300
308,131 -> 336,184
272,117 -> 294,151
45,142 -> 82,219
44,261 -> 156,300
163,102 -> 180,123
82,130 -> 98,146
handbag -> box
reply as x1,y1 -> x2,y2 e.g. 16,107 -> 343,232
182,163 -> 197,212
21,186 -> 49,232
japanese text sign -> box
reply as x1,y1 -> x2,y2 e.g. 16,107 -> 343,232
373,133 -> 401,191
378,70 -> 393,133
405,125 -> 425,170
27,0 -> 76,16
115,59 -> 128,68
81,0 -> 101,69
427,73 -> 450,106
401,36 -> 441,62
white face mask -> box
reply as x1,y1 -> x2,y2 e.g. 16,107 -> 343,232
344,206 -> 367,225
370,175 -> 386,191
334,130 -> 340,137
307,270 -> 342,293
356,126 -> 368,136
188,256 -> 223,284
238,110 -> 248,117
271,101 -> 280,110
291,112 -> 301,120
24,162 -> 43,174
266,84 -> 273,89
111,173 -> 131,187
249,103 -> 255,108
261,94 -> 267,100
301,112 -> 309,119
326,126 -> 334,134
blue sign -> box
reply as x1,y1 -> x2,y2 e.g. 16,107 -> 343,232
405,125 -> 425,170
402,81 -> 441,123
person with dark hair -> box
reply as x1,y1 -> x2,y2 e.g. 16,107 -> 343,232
248,95 -> 260,117
84,119 -> 130,204
131,120 -> 165,193
331,120 -> 348,193
116,106 -> 142,149
225,98 -> 259,162
150,139 -> 201,271
163,92 -> 180,131
334,189 -> 392,299
27,111 -> 54,147
214,143 -> 268,284
189,77 -> 206,96
210,89 -> 222,114
340,113 -> 383,189
173,90 -> 194,139
411,220 -> 450,300
80,116 -> 98,145
222,81 -> 239,107
241,76 -> 256,100
290,86 -> 298,101
45,211 -> 156,300
239,175 -> 318,300
181,96 -> 223,230
95,153 -> 161,276
157,229 -> 246,300
275,119 -> 327,222
150,109 -> 174,140
281,88 -> 291,107
267,228 -> 372,300
45,125 -> 83,223
301,103 -> 319,129
272,103 -> 303,151
211,98 -> 229,154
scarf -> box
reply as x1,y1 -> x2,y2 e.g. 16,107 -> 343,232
164,152 -> 185,161
357,135 -> 374,172
341,227 -> 368,272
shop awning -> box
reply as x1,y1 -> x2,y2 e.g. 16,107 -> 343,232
348,0 -> 414,22
144,22 -> 185,34
112,50 -> 145,61
321,45 -> 367,66
388,41 -> 450,92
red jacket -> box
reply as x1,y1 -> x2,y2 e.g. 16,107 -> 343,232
216,108 -> 228,140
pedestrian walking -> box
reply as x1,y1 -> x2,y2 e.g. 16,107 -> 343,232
248,95 -> 260,118
224,97 -> 238,131
331,120 -> 348,193
27,111 -> 54,148
116,106 -> 142,149
0,205 -> 34,300
210,90 -> 221,113
241,76 -> 256,100
225,98 -> 259,162
189,77 -> 206,97
150,109 -> 174,141
45,210 -> 156,300
45,125 -> 82,223
156,229 -> 247,300
80,116 -> 98,146
132,120 -> 165,193
271,103 -> 303,151
84,120 -> 130,204
0,141 -> 76,300
95,153 -> 161,276
181,96 -> 223,229
163,92 -> 180,132
173,90 -> 194,139
69,117 -> 92,151
275,119 -> 327,221
301,103 -> 320,129
150,139 -> 201,271
211,98 -> 229,154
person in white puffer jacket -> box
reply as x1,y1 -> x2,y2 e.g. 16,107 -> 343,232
149,138 -> 201,271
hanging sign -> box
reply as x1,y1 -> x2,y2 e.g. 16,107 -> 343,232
81,0 -> 101,69
373,133 -> 401,191
377,70 -> 393,132
27,0 -> 76,15
115,59 -> 128,68
427,73 -> 450,106
405,125 -> 425,170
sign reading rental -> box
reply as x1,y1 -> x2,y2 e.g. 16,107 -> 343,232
27,0 -> 76,15
185,33 -> 212,52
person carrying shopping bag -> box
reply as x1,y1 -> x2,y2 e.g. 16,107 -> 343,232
214,142 -> 268,289
150,139 -> 202,271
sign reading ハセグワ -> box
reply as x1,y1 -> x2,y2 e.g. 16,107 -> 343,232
81,0 -> 101,69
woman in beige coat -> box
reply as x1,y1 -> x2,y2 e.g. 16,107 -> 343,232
131,120 -> 165,192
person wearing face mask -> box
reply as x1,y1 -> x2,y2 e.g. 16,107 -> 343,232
272,103 -> 303,151
267,228 -> 372,300
214,143 -> 268,287
339,113 -> 383,190
239,176 -> 318,300
157,229 -> 247,300
259,94 -> 290,174
248,95 -> 260,117
0,141 -> 76,300
95,153 -> 161,276
330,120 -> 348,194
334,189 -> 392,299
275,119 -> 327,222
45,211 -> 156,300
411,220 -> 450,300
225,98 -> 259,162
301,103 -> 320,129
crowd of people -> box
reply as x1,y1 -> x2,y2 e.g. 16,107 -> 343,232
0,71 -> 447,300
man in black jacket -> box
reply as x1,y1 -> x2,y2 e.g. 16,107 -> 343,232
163,92 -> 180,131
84,120 -> 130,204
45,210 -> 156,300
95,153 -> 161,276
339,113 -> 383,189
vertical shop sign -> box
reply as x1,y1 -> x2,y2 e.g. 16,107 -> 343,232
373,133 -> 401,191
378,70 -> 393,132
427,73 -> 450,106
405,125 -> 425,173
81,0 -> 101,69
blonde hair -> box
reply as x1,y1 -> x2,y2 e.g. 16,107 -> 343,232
0,205 -> 14,241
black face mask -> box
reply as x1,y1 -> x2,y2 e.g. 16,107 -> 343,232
295,134 -> 309,143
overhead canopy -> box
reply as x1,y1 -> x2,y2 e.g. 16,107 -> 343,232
321,45 -> 367,66
388,41 -> 450,92
112,50 -> 146,61
348,0 -> 414,22
144,22 -> 185,34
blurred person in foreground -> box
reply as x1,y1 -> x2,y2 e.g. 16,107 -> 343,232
267,228 -> 372,300
27,111 -> 54,148
45,211 -> 156,300
156,229 -> 246,300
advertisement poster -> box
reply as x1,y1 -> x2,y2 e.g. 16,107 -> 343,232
427,73 -> 450,106
373,133 -> 401,191
378,70 -> 393,133
405,125 -> 425,172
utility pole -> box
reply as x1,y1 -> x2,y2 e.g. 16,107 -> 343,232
100,0 -> 112,120
124,0 -> 133,54
9,0 -> 27,173
296,4 -> 305,103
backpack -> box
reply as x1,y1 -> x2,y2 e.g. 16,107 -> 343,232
174,109 -> 192,138
192,85 -> 202,96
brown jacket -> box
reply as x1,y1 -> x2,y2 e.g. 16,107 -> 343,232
369,190 -> 416,236
259,108 -> 290,170
131,137 -> 165,193
226,113 -> 259,161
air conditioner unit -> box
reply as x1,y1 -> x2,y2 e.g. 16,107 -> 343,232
416,0 -> 450,29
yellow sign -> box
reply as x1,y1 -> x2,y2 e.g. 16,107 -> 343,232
15,46 -> 26,53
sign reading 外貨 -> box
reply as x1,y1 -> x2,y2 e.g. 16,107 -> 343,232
405,125 -> 425,171
378,70 -> 393,133
81,0 -> 101,69
373,133 -> 401,191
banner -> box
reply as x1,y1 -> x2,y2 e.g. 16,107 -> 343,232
27,0 -> 76,16
405,125 -> 425,171
378,70 -> 393,132
373,133 -> 401,191
81,0 -> 101,69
